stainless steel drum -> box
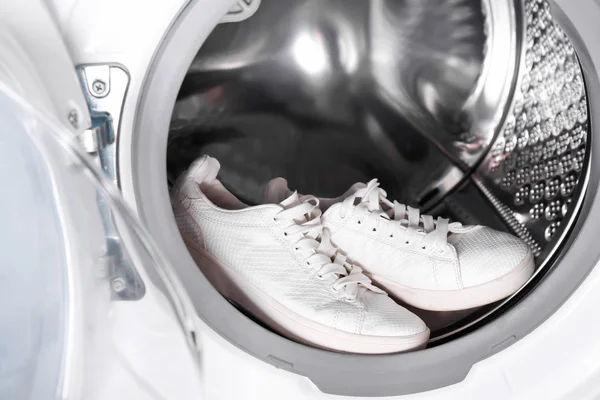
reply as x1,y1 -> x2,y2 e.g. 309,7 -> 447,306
166,0 -> 590,341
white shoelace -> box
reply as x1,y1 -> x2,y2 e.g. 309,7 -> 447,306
275,195 -> 384,300
340,179 -> 465,253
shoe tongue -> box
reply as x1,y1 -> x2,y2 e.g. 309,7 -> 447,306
345,182 -> 368,197
320,182 -> 368,212
279,191 -> 302,208
262,177 -> 293,204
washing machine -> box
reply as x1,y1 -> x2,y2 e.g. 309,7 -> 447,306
2,0 -> 600,398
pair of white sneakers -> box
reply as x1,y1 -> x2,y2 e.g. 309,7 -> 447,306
171,156 -> 535,354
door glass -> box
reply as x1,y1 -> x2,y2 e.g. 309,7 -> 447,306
0,85 -> 202,399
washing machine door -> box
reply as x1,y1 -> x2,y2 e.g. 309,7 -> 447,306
0,1 -> 204,399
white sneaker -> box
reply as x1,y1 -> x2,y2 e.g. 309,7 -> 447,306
171,156 -> 429,353
263,178 -> 535,311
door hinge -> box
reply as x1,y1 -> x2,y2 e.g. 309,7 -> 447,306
76,64 -> 144,301
77,64 -> 129,183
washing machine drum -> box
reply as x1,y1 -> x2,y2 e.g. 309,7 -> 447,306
128,0 -> 600,396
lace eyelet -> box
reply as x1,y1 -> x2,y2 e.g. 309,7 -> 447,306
273,217 -> 279,222
389,234 -> 394,238
294,247 -> 299,252
372,228 -> 377,232
316,274 -> 324,279
283,232 -> 288,236
421,246 -> 427,250
306,261 -> 311,266
357,220 -> 362,225
405,240 -> 411,245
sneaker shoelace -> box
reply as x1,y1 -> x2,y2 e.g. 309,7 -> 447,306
340,179 -> 466,253
275,194 -> 384,300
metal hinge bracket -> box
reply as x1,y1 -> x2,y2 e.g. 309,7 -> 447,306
77,64 -> 129,183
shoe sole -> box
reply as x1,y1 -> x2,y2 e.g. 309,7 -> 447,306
182,236 -> 430,354
372,250 -> 536,311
